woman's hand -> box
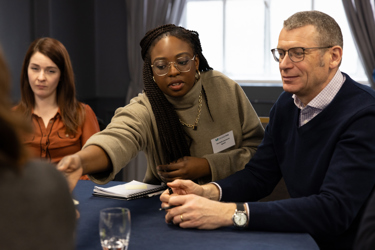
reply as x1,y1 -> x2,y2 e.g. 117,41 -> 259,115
57,145 -> 111,192
57,154 -> 83,192
157,156 -> 211,182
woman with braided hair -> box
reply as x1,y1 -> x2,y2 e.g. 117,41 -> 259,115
57,24 -> 264,190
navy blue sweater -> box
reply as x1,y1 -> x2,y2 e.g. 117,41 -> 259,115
217,74 -> 375,249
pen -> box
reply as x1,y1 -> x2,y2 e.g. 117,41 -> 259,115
159,205 -> 177,211
159,186 -> 175,210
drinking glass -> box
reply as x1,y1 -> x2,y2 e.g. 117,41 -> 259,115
99,207 -> 131,250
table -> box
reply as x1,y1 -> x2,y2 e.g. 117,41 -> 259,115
74,180 -> 319,250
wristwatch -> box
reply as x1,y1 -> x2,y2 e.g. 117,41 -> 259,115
232,203 -> 248,227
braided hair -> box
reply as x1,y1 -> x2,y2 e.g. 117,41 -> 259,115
140,24 -> 212,164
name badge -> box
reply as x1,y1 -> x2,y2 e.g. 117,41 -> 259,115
211,130 -> 235,153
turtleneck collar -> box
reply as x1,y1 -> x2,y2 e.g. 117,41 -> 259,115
164,78 -> 202,110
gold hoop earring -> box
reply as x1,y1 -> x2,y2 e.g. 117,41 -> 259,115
195,70 -> 201,81
153,76 -> 156,82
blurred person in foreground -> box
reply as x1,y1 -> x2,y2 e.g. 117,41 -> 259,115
0,46 -> 76,249
160,11 -> 375,250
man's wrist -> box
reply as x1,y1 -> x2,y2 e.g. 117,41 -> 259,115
224,203 -> 237,227
202,183 -> 220,201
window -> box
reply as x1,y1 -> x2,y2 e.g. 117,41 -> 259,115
179,0 -> 369,85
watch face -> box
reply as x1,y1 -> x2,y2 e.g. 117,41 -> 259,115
234,212 -> 247,226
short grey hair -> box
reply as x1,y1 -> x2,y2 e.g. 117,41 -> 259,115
284,11 -> 343,49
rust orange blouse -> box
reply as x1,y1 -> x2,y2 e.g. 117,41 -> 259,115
23,103 -> 100,164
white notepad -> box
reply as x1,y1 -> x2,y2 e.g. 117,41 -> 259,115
93,180 -> 166,200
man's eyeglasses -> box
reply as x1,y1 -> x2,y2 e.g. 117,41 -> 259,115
271,46 -> 333,63
151,55 -> 195,76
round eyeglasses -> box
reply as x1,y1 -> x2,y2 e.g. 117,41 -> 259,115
151,55 -> 195,76
271,46 -> 333,63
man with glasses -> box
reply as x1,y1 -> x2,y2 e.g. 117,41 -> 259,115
160,11 -> 375,250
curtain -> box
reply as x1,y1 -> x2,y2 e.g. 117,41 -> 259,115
122,0 -> 186,182
342,0 -> 375,87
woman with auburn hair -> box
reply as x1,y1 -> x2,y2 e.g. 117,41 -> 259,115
14,37 -> 100,179
0,46 -> 76,249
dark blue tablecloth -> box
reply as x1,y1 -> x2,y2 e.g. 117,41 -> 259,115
73,180 -> 319,250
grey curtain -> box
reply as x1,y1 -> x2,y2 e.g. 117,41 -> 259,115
122,0 -> 186,182
342,0 -> 375,87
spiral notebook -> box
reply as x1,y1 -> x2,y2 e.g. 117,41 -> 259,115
93,180 -> 166,200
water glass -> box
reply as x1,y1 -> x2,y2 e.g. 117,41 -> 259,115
99,207 -> 131,250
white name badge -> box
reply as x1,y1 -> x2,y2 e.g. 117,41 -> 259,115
211,130 -> 236,153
